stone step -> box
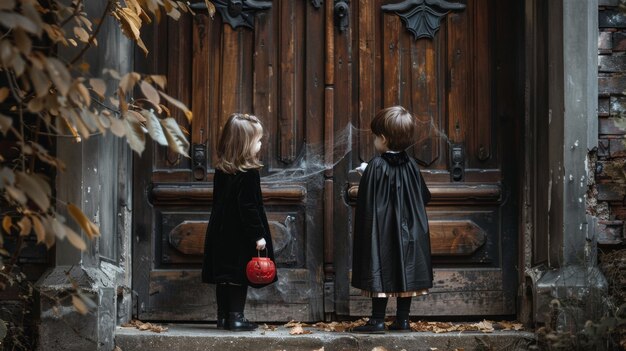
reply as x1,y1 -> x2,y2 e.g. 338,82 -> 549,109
115,324 -> 536,351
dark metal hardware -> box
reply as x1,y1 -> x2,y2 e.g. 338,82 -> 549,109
189,0 -> 272,29
334,0 -> 349,32
381,0 -> 465,40
450,143 -> 464,182
192,143 -> 207,181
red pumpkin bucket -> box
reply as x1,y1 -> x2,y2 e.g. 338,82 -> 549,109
246,249 -> 276,285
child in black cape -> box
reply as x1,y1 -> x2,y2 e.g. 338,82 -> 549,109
201,113 -> 277,331
351,106 -> 433,333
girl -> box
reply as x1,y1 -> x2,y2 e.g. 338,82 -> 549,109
201,113 -> 277,331
351,106 -> 433,333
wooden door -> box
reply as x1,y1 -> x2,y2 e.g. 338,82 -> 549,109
133,0 -> 523,321
331,0 -> 523,317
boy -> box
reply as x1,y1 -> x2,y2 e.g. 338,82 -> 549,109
352,106 -> 432,333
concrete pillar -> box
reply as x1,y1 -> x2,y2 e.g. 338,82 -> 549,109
531,0 -> 607,327
35,1 -> 134,350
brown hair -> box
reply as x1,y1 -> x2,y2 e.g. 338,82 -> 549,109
215,113 -> 264,174
370,106 -> 416,151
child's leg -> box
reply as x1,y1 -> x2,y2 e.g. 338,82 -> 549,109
215,284 -> 228,328
372,297 -> 389,319
224,284 -> 257,331
353,297 -> 388,333
388,296 -> 412,331
396,297 -> 412,320
226,284 -> 248,313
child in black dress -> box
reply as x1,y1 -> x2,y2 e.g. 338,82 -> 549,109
351,106 -> 433,333
201,113 -> 277,331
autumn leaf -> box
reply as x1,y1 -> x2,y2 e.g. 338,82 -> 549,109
0,0 -> 15,11
142,110 -> 168,146
16,171 -> 50,211
73,26 -> 90,43
150,75 -> 166,89
0,11 -> 40,35
89,78 -> 106,98
124,117 -> 146,155
119,72 -> 141,94
65,224 -> 87,251
205,0 -> 216,18
0,87 -> 9,103
289,325 -> 312,335
0,113 -> 12,135
72,295 -> 89,315
160,117 -> 189,157
14,28 -> 31,55
17,216 -> 31,236
67,203 -> 100,240
44,57 -> 72,96
31,215 -> 46,244
140,80 -> 160,107
2,216 -> 11,233
159,91 -> 192,123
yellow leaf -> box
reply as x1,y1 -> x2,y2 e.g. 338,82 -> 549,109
78,62 -> 90,73
6,185 -> 27,205
142,110 -> 168,146
89,78 -> 106,99
158,91 -> 192,123
150,75 -> 166,89
160,117 -> 190,157
68,38 -> 77,46
119,72 -> 141,94
109,117 -> 126,137
31,215 -> 46,244
73,26 -> 90,43
2,216 -> 11,233
72,295 -> 89,315
205,0 -> 216,18
124,117 -> 146,155
140,80 -> 160,107
14,28 -> 31,55
65,225 -> 86,251
67,203 -> 99,240
118,88 -> 128,114
0,113 -> 12,135
17,216 -> 31,236
0,87 -> 9,103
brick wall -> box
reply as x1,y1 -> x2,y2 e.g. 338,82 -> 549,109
598,0 -> 626,245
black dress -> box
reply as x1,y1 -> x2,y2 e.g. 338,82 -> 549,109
351,151 -> 433,294
202,168 -> 277,288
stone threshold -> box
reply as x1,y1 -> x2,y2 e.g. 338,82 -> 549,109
115,324 -> 536,351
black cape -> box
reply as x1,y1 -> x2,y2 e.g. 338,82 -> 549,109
201,168 -> 277,288
351,151 -> 433,293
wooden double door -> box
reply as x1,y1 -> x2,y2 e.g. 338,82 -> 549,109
133,0 -> 523,321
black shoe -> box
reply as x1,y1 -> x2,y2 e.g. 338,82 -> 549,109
216,312 -> 227,329
227,312 -> 258,331
352,318 -> 385,334
388,318 -> 410,331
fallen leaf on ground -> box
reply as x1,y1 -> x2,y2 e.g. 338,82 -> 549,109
372,347 -> 389,351
121,319 -> 168,333
263,323 -> 277,331
313,348 -> 324,351
470,320 -> 494,333
289,325 -> 312,335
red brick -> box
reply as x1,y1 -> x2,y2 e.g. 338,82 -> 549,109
610,96 -> 626,116
613,31 -> 626,51
610,138 -> 626,157
597,220 -> 624,245
599,139 -> 611,158
599,117 -> 626,135
600,98 -> 611,117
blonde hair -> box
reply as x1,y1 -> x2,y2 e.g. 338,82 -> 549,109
370,106 -> 416,151
215,113 -> 264,174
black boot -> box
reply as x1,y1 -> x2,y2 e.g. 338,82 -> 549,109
352,318 -> 385,334
227,312 -> 258,331
216,311 -> 227,329
388,318 -> 410,331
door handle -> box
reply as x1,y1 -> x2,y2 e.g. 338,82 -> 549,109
334,0 -> 349,32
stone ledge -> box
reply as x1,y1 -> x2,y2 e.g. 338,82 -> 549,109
115,324 -> 536,351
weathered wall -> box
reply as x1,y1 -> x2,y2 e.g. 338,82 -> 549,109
597,0 -> 626,246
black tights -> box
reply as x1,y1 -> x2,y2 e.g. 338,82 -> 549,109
371,297 -> 412,320
216,284 -> 248,316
